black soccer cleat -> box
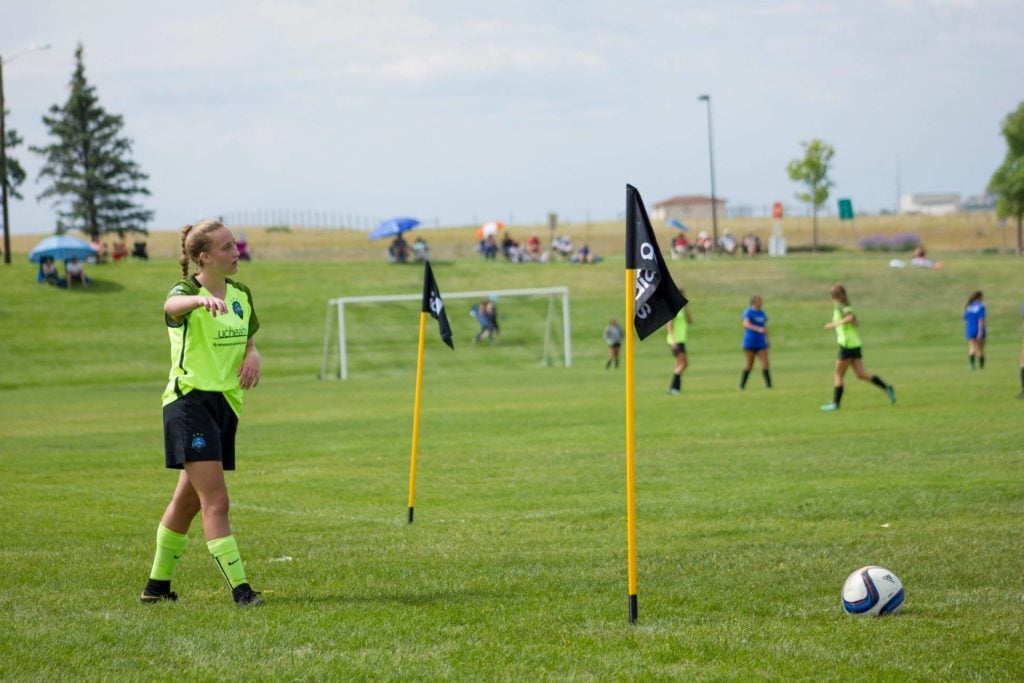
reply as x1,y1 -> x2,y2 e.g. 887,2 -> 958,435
232,583 -> 264,608
140,590 -> 178,604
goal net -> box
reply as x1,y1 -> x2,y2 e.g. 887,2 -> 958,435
319,286 -> 572,380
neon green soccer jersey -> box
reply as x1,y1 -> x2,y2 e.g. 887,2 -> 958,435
666,308 -> 689,345
833,305 -> 861,349
162,276 -> 260,416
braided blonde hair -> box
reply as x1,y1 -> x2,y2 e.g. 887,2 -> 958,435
179,219 -> 227,278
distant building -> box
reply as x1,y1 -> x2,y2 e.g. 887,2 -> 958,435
899,193 -> 960,216
651,195 -> 727,221
963,194 -> 996,212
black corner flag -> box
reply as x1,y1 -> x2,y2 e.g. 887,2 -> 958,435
626,184 -> 687,340
422,261 -> 454,349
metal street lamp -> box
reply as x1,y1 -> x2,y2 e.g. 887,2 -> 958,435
697,94 -> 718,250
1,43 -> 51,265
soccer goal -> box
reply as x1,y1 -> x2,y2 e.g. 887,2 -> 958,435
319,286 -> 572,380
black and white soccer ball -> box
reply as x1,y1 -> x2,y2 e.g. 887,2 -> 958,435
841,566 -> 905,617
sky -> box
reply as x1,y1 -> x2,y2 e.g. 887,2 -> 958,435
2,0 -> 1022,234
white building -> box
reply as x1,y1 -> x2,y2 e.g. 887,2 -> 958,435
899,193 -> 961,216
651,195 -> 727,222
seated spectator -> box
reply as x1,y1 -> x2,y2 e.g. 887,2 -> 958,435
552,235 -> 573,260
910,246 -> 944,269
112,240 -> 129,262
131,241 -> 149,260
742,233 -> 761,257
524,234 -> 545,261
237,234 -> 252,261
670,233 -> 690,260
65,256 -> 90,287
412,236 -> 429,262
694,231 -> 713,257
38,256 -> 66,287
572,243 -> 594,264
90,240 -> 109,264
482,235 -> 498,260
388,235 -> 409,263
501,233 -> 521,261
718,229 -> 738,255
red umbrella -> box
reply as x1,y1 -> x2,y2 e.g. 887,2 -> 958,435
475,221 -> 504,239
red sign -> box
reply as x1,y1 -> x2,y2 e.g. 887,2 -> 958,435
772,202 -> 784,219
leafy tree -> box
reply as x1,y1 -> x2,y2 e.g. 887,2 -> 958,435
786,139 -> 835,252
988,101 -> 1024,256
2,110 -> 27,201
32,44 -> 152,241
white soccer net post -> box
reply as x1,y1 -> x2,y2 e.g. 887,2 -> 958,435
320,286 -> 572,380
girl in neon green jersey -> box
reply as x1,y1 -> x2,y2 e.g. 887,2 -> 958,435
141,219 -> 264,607
821,283 -> 895,411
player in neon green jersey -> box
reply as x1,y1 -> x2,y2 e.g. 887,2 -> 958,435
666,289 -> 693,395
821,283 -> 895,411
141,219 -> 264,607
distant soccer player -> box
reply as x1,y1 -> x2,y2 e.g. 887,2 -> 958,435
739,294 -> 771,389
820,283 -> 895,411
963,290 -> 986,370
141,219 -> 264,608
604,318 -> 623,369
666,290 -> 693,395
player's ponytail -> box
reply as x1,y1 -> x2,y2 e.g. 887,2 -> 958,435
966,290 -> 982,309
179,224 -> 194,278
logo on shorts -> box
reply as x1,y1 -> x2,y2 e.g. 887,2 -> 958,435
232,300 -> 244,319
191,433 -> 207,452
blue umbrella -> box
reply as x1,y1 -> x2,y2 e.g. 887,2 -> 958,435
28,235 -> 98,263
667,218 -> 689,232
369,217 -> 420,240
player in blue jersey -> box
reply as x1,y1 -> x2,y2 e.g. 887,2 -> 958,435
739,294 -> 771,389
963,291 -> 986,370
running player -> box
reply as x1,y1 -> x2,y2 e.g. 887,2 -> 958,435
739,294 -> 771,389
820,283 -> 895,411
667,290 -> 693,395
963,291 -> 986,370
141,219 -> 264,607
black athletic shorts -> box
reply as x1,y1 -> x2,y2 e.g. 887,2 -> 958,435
163,389 -> 238,470
837,346 -> 863,360
670,343 -> 687,355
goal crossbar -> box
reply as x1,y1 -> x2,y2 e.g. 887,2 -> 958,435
321,286 -> 571,380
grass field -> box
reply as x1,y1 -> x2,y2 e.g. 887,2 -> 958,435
1,246 -> 1023,680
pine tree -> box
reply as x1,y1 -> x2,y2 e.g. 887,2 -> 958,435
32,44 -> 152,241
1,109 -> 27,201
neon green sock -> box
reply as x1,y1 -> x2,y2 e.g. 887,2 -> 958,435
149,525 -> 188,581
207,535 -> 249,589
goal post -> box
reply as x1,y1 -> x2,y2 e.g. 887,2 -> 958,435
320,286 -> 572,380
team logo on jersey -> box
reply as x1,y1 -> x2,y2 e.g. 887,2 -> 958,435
232,300 -> 244,319
191,433 -> 207,452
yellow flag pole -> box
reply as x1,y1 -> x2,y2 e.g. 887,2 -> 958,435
624,268 -> 639,624
407,311 -> 428,524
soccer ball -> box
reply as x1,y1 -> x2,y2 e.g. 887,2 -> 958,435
841,566 -> 905,616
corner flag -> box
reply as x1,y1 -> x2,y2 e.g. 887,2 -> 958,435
626,184 -> 687,339
422,261 -> 453,349
622,183 -> 688,624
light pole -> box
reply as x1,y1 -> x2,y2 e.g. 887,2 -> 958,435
697,94 -> 718,250
1,43 -> 51,265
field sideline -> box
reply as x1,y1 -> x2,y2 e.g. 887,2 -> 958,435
1,250 -> 1022,679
